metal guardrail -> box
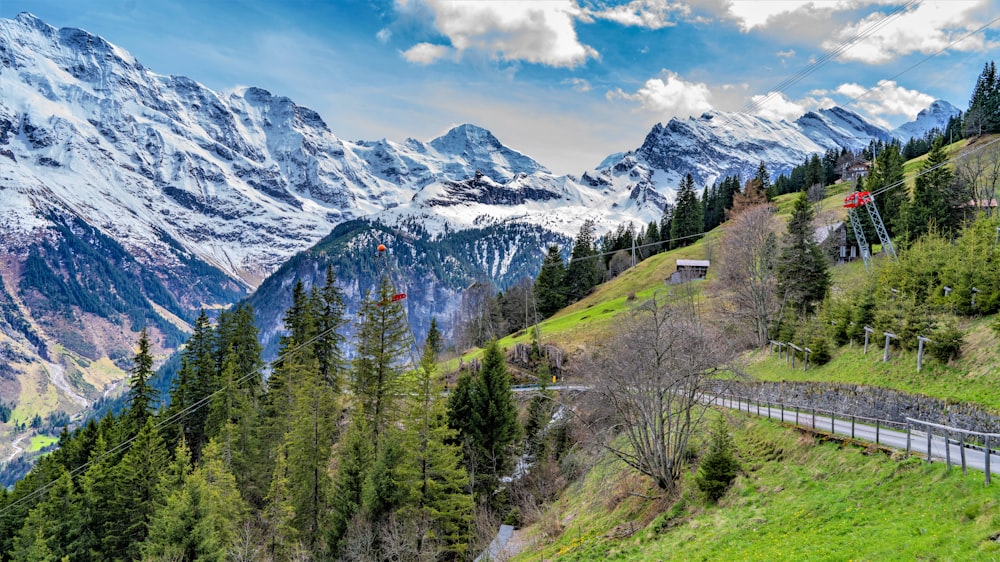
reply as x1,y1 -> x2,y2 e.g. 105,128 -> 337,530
711,392 -> 998,485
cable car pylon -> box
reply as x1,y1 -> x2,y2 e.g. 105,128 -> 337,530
844,190 -> 897,272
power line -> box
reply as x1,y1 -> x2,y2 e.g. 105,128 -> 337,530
869,136 -> 1000,198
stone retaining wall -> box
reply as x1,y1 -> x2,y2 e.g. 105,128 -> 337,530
724,380 -> 1000,435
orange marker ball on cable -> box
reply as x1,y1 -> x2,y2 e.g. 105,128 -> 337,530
377,244 -> 386,252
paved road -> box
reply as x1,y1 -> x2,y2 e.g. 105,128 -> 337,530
717,396 -> 999,476
475,524 -> 514,562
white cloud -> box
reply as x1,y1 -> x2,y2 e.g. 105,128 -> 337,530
833,80 -> 935,125
748,92 -> 807,122
608,70 -> 714,118
376,28 -> 392,43
748,91 -> 836,121
586,0 -> 692,29
564,77 -> 592,92
403,0 -> 598,67
825,1 -> 998,64
402,42 -> 453,64
722,0 -> 849,32
776,49 -> 795,59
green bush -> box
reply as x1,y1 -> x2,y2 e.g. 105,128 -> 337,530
696,418 -> 741,503
929,320 -> 965,363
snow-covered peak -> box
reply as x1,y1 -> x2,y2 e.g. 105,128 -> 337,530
428,123 -> 549,179
892,100 -> 960,141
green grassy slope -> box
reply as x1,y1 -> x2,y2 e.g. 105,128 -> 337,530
514,415 -> 1000,561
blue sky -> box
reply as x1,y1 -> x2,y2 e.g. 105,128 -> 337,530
2,0 -> 998,174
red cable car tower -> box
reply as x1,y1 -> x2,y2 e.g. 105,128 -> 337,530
844,190 -> 897,271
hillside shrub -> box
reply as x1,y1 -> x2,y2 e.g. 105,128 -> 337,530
696,418 -> 740,503
929,321 -> 965,362
807,336 -> 832,366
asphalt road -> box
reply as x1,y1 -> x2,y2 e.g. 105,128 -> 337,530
717,396 -> 999,477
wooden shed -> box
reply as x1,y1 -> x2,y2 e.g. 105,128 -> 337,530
668,259 -> 710,284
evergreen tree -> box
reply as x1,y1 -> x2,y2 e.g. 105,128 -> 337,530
906,138 -> 959,240
262,443 -> 299,560
124,327 -> 157,437
565,219 -> 600,303
965,61 -> 999,136
534,245 -> 567,318
283,362 -> 338,553
669,174 -> 704,249
695,417 -> 740,503
466,341 -> 521,502
78,430 -> 117,558
777,193 -> 831,316
352,275 -> 411,447
316,265 -> 348,392
106,417 -> 168,559
399,327 -> 473,559
143,439 -> 248,562
755,161 -> 773,199
10,470 -> 80,561
659,202 -> 674,246
863,141 -> 907,236
327,415 -> 375,555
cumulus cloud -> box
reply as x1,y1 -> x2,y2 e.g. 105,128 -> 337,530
586,0 -> 694,29
748,91 -> 835,121
402,42 -> 453,64
824,1 -> 999,64
722,0 -> 846,32
376,28 -> 392,43
831,80 -> 935,125
608,70 -> 714,118
402,0 -> 598,67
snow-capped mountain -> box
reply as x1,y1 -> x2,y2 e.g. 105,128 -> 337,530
597,106 -> 896,190
0,12 -> 952,471
892,100 -> 960,141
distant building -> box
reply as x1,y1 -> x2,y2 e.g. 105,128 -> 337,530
668,259 -> 710,284
842,161 -> 871,181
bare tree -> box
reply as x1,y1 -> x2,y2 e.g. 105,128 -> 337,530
582,293 -> 739,492
954,142 -> 1000,218
713,203 -> 780,348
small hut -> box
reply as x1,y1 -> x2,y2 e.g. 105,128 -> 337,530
668,259 -> 710,284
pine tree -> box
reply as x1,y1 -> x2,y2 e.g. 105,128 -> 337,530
399,328 -> 473,559
534,245 -> 567,318
316,265 -> 348,392
965,61 -> 999,136
755,161 -> 773,199
906,138 -> 959,240
863,142 -> 907,236
124,327 -> 158,438
777,193 -> 831,316
10,470 -> 80,561
107,416 -> 168,559
144,439 -> 248,562
695,417 -> 740,502
467,341 -> 521,502
263,443 -> 299,559
565,219 -> 600,303
327,415 -> 375,554
352,275 -> 411,447
670,174 -> 704,248
283,365 -> 337,553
